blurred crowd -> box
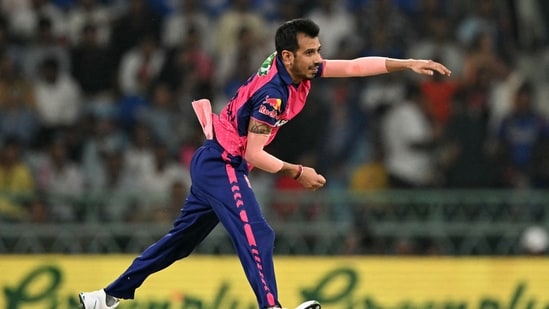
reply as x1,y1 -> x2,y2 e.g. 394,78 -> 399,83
0,0 -> 549,224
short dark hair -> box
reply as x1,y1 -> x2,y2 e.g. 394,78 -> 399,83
275,18 -> 319,54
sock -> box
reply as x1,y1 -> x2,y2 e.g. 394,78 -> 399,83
105,294 -> 118,306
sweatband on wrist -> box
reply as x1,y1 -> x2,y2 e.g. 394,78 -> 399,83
294,164 -> 304,180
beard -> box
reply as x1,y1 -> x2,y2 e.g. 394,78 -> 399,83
290,64 -> 319,81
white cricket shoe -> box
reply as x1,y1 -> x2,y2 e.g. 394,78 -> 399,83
295,300 -> 321,309
78,289 -> 119,309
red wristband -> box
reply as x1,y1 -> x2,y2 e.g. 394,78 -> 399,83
294,164 -> 304,180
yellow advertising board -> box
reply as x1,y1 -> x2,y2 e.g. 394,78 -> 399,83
1,255 -> 549,309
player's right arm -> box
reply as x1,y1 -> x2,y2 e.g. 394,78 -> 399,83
245,119 -> 326,191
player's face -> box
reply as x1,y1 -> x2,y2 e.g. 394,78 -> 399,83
286,33 -> 323,82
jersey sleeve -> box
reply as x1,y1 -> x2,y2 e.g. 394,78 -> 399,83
249,87 -> 285,127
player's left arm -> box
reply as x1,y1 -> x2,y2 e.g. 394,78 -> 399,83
245,119 -> 303,178
244,119 -> 284,173
245,119 -> 326,190
322,57 -> 451,78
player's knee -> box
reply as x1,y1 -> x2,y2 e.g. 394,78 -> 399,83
251,221 -> 275,246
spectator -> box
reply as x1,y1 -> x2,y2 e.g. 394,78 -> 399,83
266,0 -> 302,35
66,0 -> 112,46
361,27 -> 406,60
221,46 -> 256,101
137,82 -> 184,155
359,73 -> 407,115
0,18 -> 23,67
6,0 -> 67,43
216,26 -> 267,95
178,128 -> 204,169
513,0 -> 546,50
117,34 -> 165,97
199,0 -> 230,18
317,78 -> 364,179
0,53 -> 36,109
0,136 -> 35,221
124,122 -> 155,180
0,86 -> 40,150
456,0 -> 514,54
214,0 -> 268,55
134,141 -> 190,222
148,179 -> 188,223
355,0 -> 414,58
55,124 -> 87,164
0,54 -> 39,147
22,16 -> 70,78
411,0 -> 452,37
305,0 -> 354,58
34,56 -> 82,146
407,15 -> 465,79
349,146 -> 388,191
109,0 -> 163,66
417,65 -> 461,129
270,173 -> 305,221
81,105 -> 126,191
380,83 -> 439,188
70,23 -> 115,99
269,152 -> 321,222
27,196 -> 48,223
34,137 -> 84,221
496,82 -> 549,188
461,31 -> 509,89
440,91 -> 497,188
161,0 -> 212,50
157,25 -> 214,102
92,147 -> 138,222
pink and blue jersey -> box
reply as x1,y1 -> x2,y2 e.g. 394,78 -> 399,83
213,52 -> 324,157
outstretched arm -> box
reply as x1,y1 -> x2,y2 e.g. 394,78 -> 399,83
322,57 -> 451,78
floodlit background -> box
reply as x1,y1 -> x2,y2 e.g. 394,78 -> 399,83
1,0 -> 549,308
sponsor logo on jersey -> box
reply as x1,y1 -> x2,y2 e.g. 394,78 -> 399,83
265,98 -> 282,111
259,96 -> 283,119
259,105 -> 278,119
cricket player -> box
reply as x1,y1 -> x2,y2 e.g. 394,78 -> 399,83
79,18 -> 450,309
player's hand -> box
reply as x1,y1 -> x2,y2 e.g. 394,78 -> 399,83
297,166 -> 326,191
410,59 -> 451,77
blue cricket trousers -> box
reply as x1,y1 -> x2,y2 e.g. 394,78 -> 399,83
104,140 -> 280,308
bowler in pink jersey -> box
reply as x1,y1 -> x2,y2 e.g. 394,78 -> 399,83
79,18 -> 451,309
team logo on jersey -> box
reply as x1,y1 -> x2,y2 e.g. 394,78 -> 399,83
258,52 -> 276,76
